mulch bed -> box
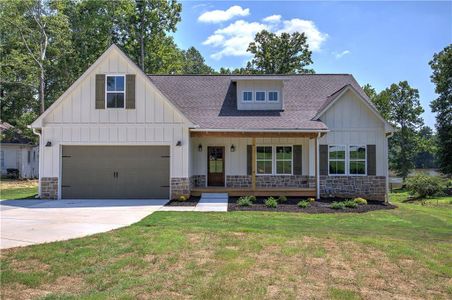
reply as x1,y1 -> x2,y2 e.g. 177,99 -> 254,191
228,197 -> 397,213
165,196 -> 201,207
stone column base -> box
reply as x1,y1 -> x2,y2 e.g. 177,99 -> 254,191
171,177 -> 190,200
41,177 -> 58,199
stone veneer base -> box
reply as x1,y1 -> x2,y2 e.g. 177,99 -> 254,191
320,176 -> 386,201
41,177 -> 58,199
171,177 -> 190,199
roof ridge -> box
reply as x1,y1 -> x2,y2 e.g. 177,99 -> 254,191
147,73 -> 352,77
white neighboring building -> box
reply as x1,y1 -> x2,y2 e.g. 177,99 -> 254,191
1,122 -> 39,179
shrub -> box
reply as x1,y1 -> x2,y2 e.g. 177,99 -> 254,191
265,197 -> 278,208
330,201 -> 345,209
406,174 -> 444,198
307,197 -> 316,203
344,200 -> 358,208
237,196 -> 252,207
353,197 -> 367,205
298,200 -> 310,208
178,195 -> 188,202
249,195 -> 257,202
278,195 -> 287,203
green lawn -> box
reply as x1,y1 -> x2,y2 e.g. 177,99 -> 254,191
0,189 -> 451,299
0,179 -> 38,200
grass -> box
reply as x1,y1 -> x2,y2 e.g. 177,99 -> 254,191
0,179 -> 38,200
0,185 -> 451,299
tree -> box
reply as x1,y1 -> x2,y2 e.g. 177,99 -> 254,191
384,81 -> 424,179
429,45 -> 452,175
182,47 -> 214,74
414,126 -> 438,169
247,30 -> 313,74
362,83 -> 390,120
0,0 -> 73,114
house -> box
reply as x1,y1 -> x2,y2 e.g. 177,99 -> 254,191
31,45 -> 394,200
1,121 -> 39,179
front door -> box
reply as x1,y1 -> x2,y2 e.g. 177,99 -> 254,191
207,146 -> 225,186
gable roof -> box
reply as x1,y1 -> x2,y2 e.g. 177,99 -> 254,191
31,44 -> 193,128
148,74 -> 369,131
0,121 -> 35,145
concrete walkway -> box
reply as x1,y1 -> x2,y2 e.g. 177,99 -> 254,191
0,199 -> 168,249
159,193 -> 228,212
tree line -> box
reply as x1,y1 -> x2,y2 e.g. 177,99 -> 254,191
1,1 -> 450,177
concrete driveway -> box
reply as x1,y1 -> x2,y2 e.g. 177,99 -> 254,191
0,199 -> 168,249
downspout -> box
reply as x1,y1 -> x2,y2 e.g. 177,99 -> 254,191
32,128 -> 42,198
385,131 -> 394,203
316,132 -> 320,200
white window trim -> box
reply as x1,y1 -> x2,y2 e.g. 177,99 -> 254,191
275,145 -> 293,175
268,90 -> 279,102
349,145 -> 367,176
255,90 -> 266,102
105,74 -> 126,109
242,91 -> 253,102
328,145 -> 347,176
255,145 -> 293,176
256,145 -> 273,175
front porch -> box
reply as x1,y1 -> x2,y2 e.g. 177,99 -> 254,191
188,130 -> 324,198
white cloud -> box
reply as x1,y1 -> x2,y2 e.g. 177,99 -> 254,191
205,20 -> 268,59
263,15 -> 281,23
198,5 -> 249,23
333,50 -> 351,59
277,19 -> 328,52
203,14 -> 328,60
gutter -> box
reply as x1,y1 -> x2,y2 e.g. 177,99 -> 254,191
189,128 -> 330,133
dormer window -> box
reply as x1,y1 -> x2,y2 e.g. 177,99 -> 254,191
268,91 -> 279,102
256,91 -> 266,102
106,75 -> 125,108
243,91 -> 253,102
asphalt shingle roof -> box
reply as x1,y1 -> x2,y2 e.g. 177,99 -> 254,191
148,74 -> 367,130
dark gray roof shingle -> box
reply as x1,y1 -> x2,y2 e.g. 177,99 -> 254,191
148,74 -> 367,130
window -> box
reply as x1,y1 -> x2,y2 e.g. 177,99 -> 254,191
27,151 -> 31,164
256,146 -> 272,174
329,145 -> 346,175
256,91 -> 266,102
349,145 -> 366,175
276,146 -> 292,174
243,91 -> 253,102
106,75 -> 125,108
1,150 -> 4,168
33,151 -> 36,162
268,91 -> 279,102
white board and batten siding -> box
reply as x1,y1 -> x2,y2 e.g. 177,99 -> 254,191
318,89 -> 388,176
39,49 -> 191,185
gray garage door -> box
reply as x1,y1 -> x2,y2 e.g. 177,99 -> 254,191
62,146 -> 170,199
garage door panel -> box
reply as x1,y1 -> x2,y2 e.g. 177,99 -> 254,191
62,146 -> 170,199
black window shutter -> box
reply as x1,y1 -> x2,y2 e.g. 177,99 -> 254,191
367,145 -> 376,175
293,145 -> 302,175
247,145 -> 252,175
319,145 -> 328,176
126,74 -> 136,109
95,74 -> 105,109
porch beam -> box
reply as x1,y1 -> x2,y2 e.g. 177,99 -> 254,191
190,131 -> 319,138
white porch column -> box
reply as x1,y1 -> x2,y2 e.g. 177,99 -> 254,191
316,133 -> 320,199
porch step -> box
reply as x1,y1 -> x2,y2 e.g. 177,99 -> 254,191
197,193 -> 228,211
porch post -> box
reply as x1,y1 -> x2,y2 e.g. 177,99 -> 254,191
252,137 -> 256,190
315,133 -> 320,199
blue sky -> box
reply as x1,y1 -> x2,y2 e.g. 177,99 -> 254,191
173,1 -> 452,128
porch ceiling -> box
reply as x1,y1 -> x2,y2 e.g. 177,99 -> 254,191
190,130 -> 324,138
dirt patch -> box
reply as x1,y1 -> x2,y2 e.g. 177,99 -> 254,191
0,179 -> 38,189
9,259 -> 50,272
228,197 -> 397,213
165,196 -> 200,207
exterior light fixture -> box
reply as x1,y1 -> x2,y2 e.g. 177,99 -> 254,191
198,144 -> 202,152
45,141 -> 52,147
176,141 -> 182,146
230,144 -> 235,152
